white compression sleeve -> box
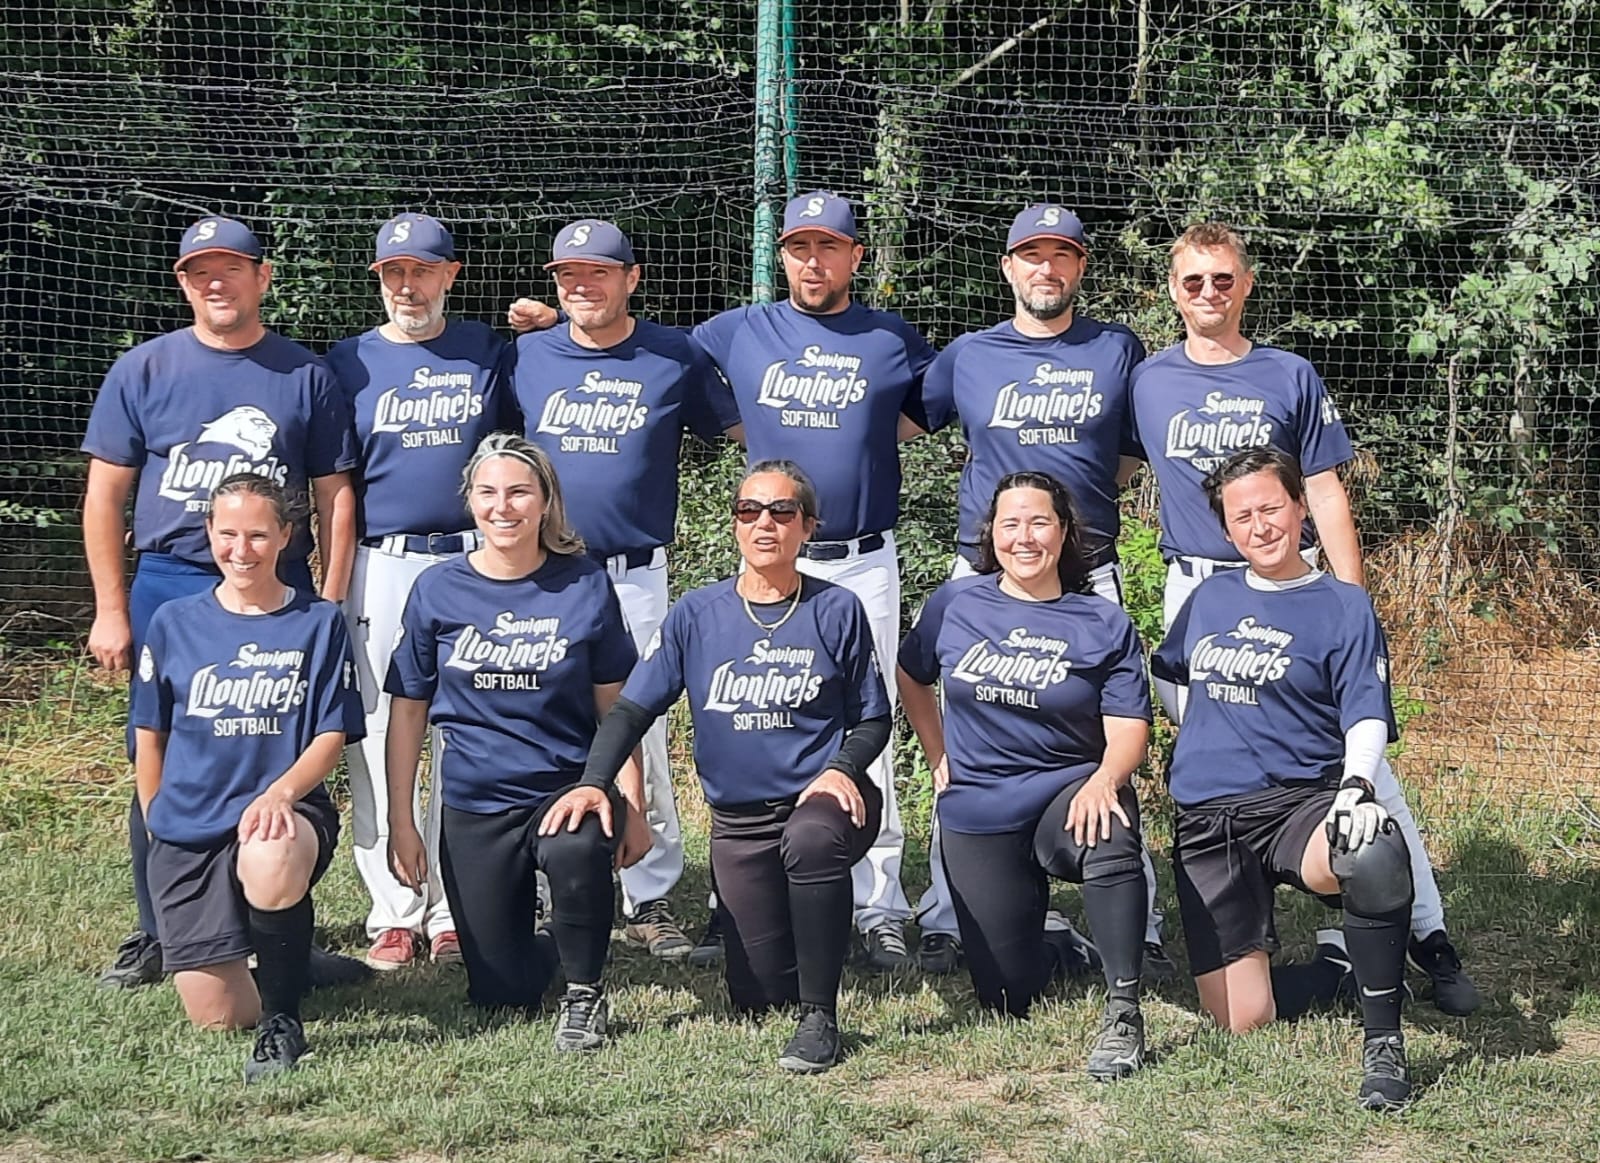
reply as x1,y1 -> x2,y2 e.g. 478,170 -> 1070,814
1343,717 -> 1389,786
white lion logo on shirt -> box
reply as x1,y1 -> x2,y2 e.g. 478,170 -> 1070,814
197,406 -> 278,459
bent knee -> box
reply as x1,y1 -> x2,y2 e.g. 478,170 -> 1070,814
779,813 -> 851,879
175,967 -> 260,1030
236,836 -> 315,911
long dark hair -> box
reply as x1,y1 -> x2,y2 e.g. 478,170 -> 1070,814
974,471 -> 1092,594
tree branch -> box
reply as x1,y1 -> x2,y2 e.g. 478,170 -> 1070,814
945,15 -> 1053,91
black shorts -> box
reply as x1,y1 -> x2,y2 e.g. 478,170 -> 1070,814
147,799 -> 339,973
1173,780 -> 1340,977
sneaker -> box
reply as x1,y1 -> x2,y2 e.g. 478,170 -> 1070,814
687,913 -> 725,968
429,931 -> 463,965
777,1005 -> 841,1073
364,928 -> 416,972
98,930 -> 162,989
1142,941 -> 1178,983
1044,911 -> 1101,979
1408,931 -> 1483,1016
623,899 -> 693,960
309,943 -> 373,988
1086,1000 -> 1146,1082
918,932 -> 963,975
1357,1032 -> 1411,1111
862,921 -> 910,972
554,984 -> 609,1052
243,1013 -> 308,1084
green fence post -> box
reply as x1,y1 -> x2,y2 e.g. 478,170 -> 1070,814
782,0 -> 799,199
752,0 -> 781,302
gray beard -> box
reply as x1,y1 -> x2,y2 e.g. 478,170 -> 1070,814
1018,289 -> 1074,321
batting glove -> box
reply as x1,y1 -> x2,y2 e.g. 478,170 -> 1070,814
1324,777 -> 1390,853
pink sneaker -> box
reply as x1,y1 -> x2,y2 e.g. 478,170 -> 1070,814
365,928 -> 416,971
430,931 -> 463,965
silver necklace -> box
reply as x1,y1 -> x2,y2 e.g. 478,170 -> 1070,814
741,577 -> 803,633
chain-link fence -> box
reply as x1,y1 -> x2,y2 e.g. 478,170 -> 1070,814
4,2 -> 1598,815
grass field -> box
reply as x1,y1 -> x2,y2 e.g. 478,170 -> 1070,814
3,666 -> 1600,1162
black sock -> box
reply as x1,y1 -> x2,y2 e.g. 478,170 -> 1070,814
1343,907 -> 1408,1035
788,877 -> 852,1014
1270,960 -> 1345,1021
129,795 -> 158,938
248,896 -> 313,1020
1081,868 -> 1147,1005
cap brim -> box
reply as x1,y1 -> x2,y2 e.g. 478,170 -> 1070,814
174,246 -> 261,271
1007,232 -> 1088,255
369,252 -> 456,270
778,226 -> 857,244
542,256 -> 629,270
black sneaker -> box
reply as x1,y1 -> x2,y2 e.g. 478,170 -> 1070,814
554,984 -> 609,1052
308,943 -> 373,989
1086,1000 -> 1146,1082
243,1013 -> 308,1084
624,898 -> 694,960
687,912 -> 725,968
917,932 -> 962,975
861,921 -> 910,972
1142,941 -> 1178,983
98,931 -> 162,989
1043,912 -> 1101,980
1357,1032 -> 1411,1111
777,1005 -> 841,1074
1408,930 -> 1483,1016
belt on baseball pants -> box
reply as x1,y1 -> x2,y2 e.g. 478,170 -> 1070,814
361,531 -> 482,556
590,546 -> 665,579
799,532 -> 886,562
1170,555 -> 1247,580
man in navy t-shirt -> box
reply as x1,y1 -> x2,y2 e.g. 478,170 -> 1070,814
512,219 -> 742,960
1132,223 -> 1479,1015
324,213 -> 512,972
907,206 -> 1170,974
82,217 -> 359,990
690,191 -> 938,970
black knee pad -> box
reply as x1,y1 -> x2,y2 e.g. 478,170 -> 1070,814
1331,823 -> 1413,918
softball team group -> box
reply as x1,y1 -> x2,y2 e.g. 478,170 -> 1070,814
82,195 -> 1482,1111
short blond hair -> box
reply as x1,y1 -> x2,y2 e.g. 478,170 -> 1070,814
1169,222 -> 1254,274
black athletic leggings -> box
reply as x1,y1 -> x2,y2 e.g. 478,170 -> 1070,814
438,786 -> 623,1009
709,780 -> 882,1015
941,776 -> 1148,1017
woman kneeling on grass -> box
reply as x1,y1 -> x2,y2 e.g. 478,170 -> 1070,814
132,473 -> 364,1082
1152,446 -> 1415,1112
384,434 -> 650,1049
577,460 -> 891,1073
898,472 -> 1155,1081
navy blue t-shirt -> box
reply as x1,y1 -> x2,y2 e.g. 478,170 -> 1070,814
693,301 -> 937,542
1151,569 -> 1397,806
620,577 -> 890,807
922,317 -> 1145,561
385,552 -> 637,813
130,588 -> 365,845
1128,343 -> 1354,561
899,574 -> 1152,834
512,321 -> 739,557
82,329 -> 358,566
325,321 -> 513,540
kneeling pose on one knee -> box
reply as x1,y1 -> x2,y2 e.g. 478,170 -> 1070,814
580,460 -> 891,1074
131,473 -> 365,1083
384,435 -> 651,1049
898,471 -> 1154,1081
1152,446 -> 1416,1112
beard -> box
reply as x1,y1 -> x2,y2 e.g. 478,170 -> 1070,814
1015,283 -> 1076,321
388,297 -> 445,336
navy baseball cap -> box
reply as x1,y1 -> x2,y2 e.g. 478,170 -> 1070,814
779,191 -> 858,243
371,213 -> 457,268
1006,205 -> 1088,255
545,219 -> 636,268
174,217 -> 263,271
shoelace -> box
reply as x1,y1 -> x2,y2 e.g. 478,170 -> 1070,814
252,1015 -> 300,1062
563,989 -> 601,1030
112,933 -> 151,967
1364,1036 -> 1405,1076
871,925 -> 907,957
636,900 -> 675,927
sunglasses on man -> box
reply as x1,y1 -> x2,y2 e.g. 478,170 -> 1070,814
1178,272 -> 1237,295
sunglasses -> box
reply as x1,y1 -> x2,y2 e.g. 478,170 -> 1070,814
733,498 -> 804,524
1179,272 -> 1237,295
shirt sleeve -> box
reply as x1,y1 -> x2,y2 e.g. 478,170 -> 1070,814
681,335 -> 742,441
1098,611 -> 1153,722
487,335 -> 523,432
1119,333 -> 1148,460
690,306 -> 746,372
306,362 -> 360,476
384,581 -> 441,701
81,355 -> 146,466
589,573 -> 639,685
896,318 -> 939,431
1293,360 -> 1354,477
839,593 -> 891,724
1150,592 -> 1194,687
919,343 -> 960,434
1328,589 -> 1399,739
897,581 -> 953,686
618,600 -> 690,716
128,612 -> 174,732
308,606 -> 367,744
